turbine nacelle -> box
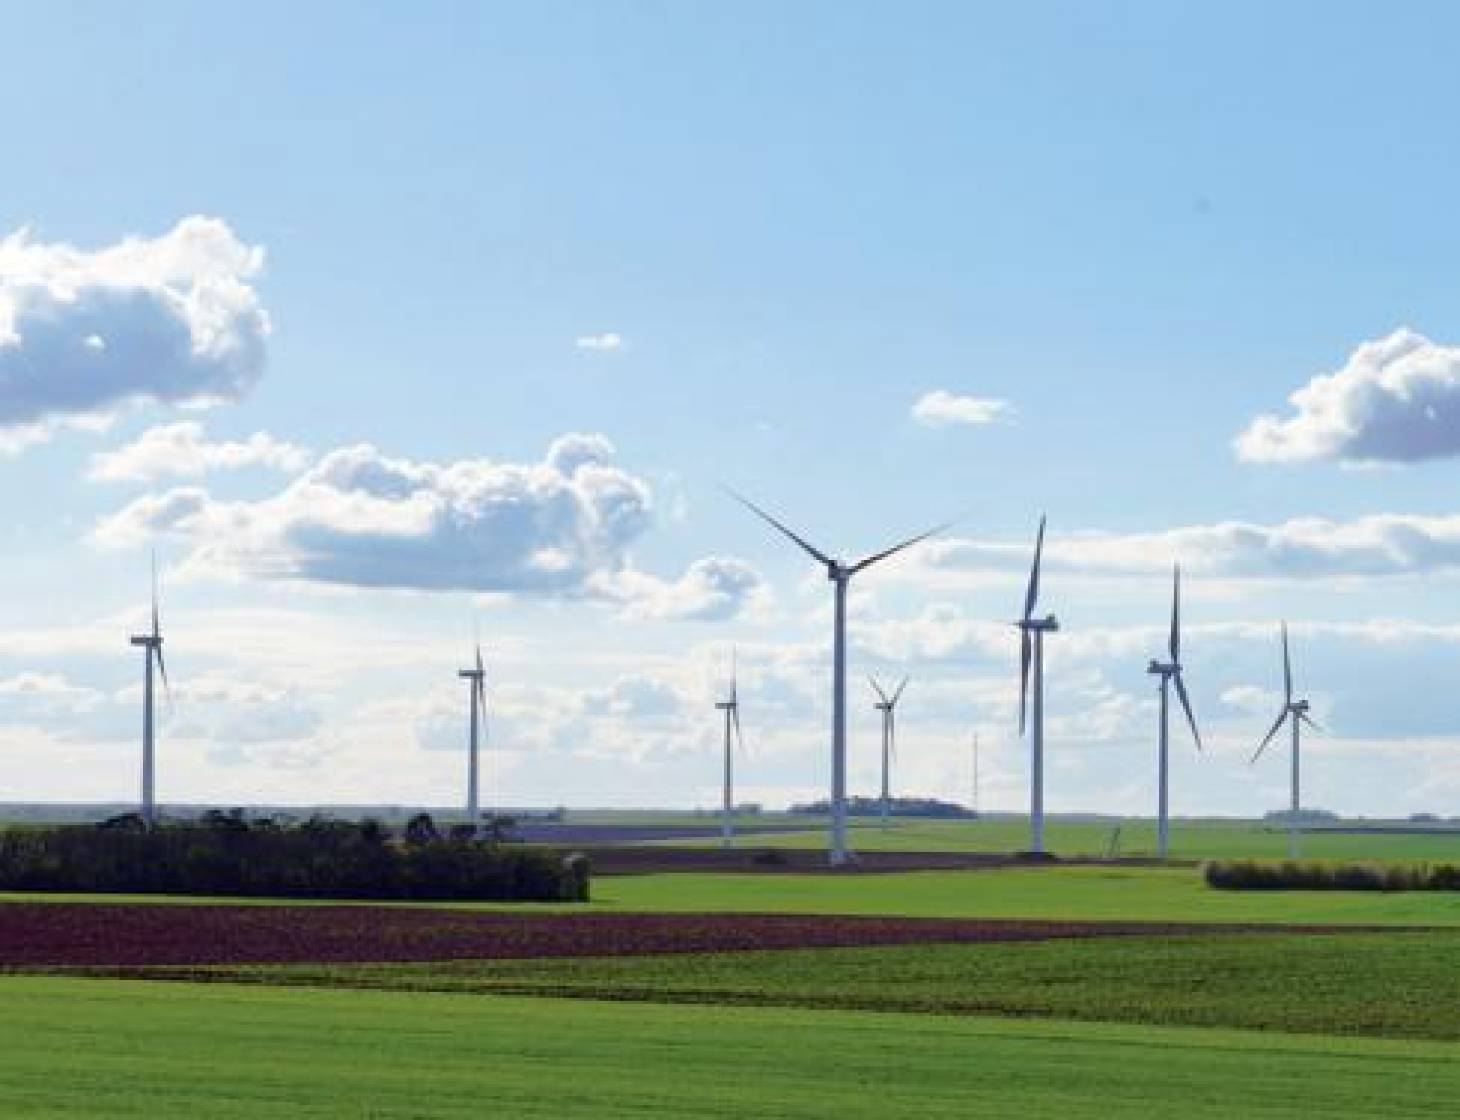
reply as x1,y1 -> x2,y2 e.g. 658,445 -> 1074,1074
1147,659 -> 1179,676
1016,614 -> 1059,633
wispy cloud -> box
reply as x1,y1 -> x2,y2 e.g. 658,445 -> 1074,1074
575,332 -> 623,352
911,390 -> 1012,428
88,422 -> 309,482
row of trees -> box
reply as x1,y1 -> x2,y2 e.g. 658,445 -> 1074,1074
0,811 -> 589,901
1205,859 -> 1460,892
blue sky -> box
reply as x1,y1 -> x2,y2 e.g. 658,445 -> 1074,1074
5,2 -> 1460,816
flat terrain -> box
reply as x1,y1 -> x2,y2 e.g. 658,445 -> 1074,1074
2,977 -> 1457,1119
0,901 -> 1277,967
9,865 -> 1460,924
654,816 -> 1460,861
152,931 -> 1460,1040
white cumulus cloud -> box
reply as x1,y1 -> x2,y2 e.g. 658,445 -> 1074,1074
911,390 -> 1012,428
87,422 -> 309,482
0,217 -> 269,453
1236,328 -> 1460,464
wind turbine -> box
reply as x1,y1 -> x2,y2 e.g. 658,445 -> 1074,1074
457,643 -> 487,834
1251,623 -> 1319,858
970,731 -> 980,819
128,554 -> 170,829
1016,516 -> 1058,855
1146,565 -> 1202,858
714,650 -> 745,848
728,490 -> 948,865
869,676 -> 908,830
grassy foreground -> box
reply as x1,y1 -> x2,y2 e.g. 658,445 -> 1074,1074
2,976 -> 1457,1118
154,931 -> 1460,1040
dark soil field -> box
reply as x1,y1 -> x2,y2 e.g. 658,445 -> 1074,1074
0,902 -> 1342,968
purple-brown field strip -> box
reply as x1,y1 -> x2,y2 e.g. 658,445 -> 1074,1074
0,903 -> 1381,967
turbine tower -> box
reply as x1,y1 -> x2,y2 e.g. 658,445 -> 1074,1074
457,644 -> 487,833
1016,516 -> 1058,855
970,731 -> 980,819
128,555 -> 170,829
714,650 -> 745,848
728,490 -> 947,865
1251,623 -> 1319,858
1146,565 -> 1202,859
869,676 -> 908,830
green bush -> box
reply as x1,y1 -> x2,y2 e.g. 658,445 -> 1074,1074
1204,859 -> 1460,892
0,814 -> 587,902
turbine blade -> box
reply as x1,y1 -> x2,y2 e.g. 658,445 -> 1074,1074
1300,711 -> 1323,734
156,645 -> 173,714
732,703 -> 744,754
1281,622 -> 1292,704
891,676 -> 909,706
1169,564 -> 1181,663
849,520 -> 951,575
1250,707 -> 1288,764
1022,515 -> 1046,621
475,642 -> 484,677
1018,629 -> 1031,736
151,550 -> 161,640
868,675 -> 888,704
888,708 -> 896,759
1173,671 -> 1201,751
723,488 -> 834,568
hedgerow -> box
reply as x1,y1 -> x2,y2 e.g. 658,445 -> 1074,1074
1204,859 -> 1460,891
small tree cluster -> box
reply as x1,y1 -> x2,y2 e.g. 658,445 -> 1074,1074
1205,859 -> 1460,892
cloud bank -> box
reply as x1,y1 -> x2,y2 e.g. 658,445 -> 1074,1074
0,217 -> 269,453
91,432 -> 763,617
923,511 -> 1460,580
1236,328 -> 1460,464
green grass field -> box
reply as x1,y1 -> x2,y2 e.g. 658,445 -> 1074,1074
2,976 -> 1457,1118
589,866 -> 1460,925
667,816 -> 1460,860
9,864 -> 1460,925
144,930 -> 1460,1040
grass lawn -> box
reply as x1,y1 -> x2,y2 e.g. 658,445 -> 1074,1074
1,976 -> 1456,1118
158,931 -> 1460,1040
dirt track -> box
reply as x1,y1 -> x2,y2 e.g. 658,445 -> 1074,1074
0,903 -> 1374,968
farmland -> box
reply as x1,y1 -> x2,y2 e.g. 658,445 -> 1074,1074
3,850 -> 1460,1115
2,977 -> 1458,1119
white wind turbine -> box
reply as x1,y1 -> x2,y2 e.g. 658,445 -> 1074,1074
1015,516 -> 1058,855
128,554 -> 170,829
457,643 -> 488,833
1146,565 -> 1202,858
728,490 -> 948,865
1251,622 -> 1320,859
868,676 -> 908,830
714,650 -> 745,849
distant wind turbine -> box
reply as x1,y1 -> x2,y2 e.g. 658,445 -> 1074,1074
970,731 -> 980,818
1146,565 -> 1202,858
714,650 -> 745,849
128,554 -> 170,829
869,676 -> 908,830
1016,516 -> 1059,855
728,489 -> 949,865
1251,623 -> 1320,858
457,642 -> 488,833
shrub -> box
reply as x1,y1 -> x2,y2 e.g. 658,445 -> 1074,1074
1204,859 -> 1460,892
0,814 -> 586,902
